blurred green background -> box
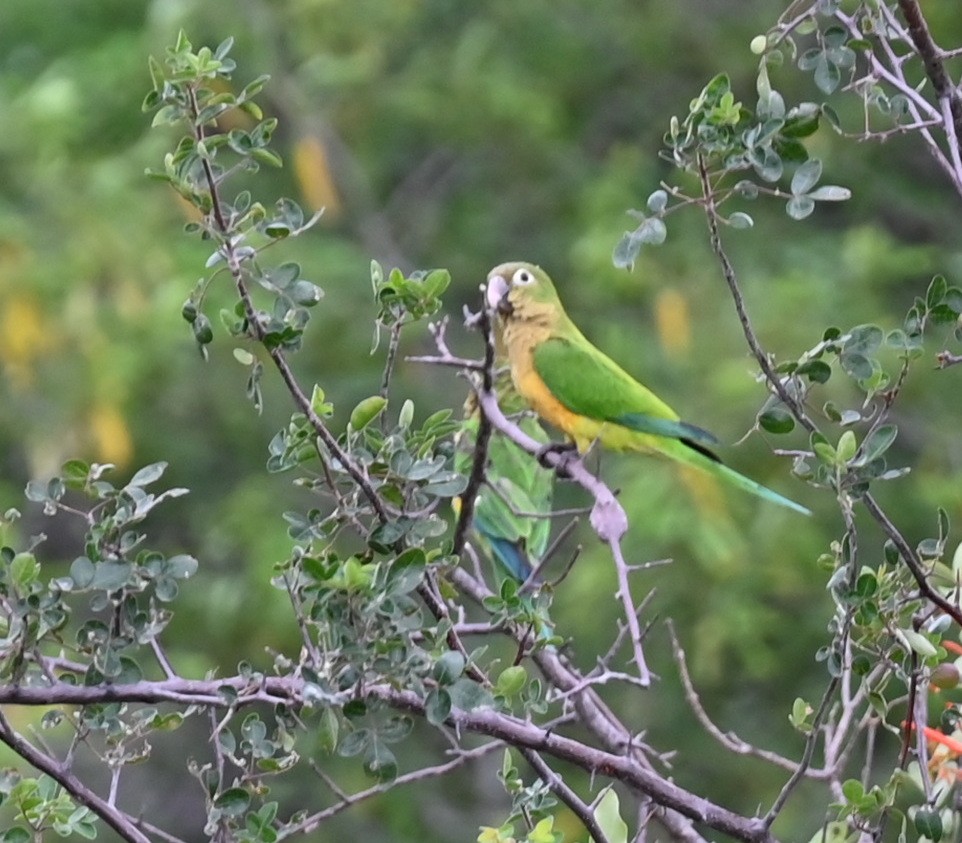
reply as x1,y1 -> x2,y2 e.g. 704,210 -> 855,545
3,0 -> 962,839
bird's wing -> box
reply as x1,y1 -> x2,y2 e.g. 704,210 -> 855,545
532,335 -> 718,447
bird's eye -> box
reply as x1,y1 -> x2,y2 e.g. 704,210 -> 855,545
512,268 -> 535,286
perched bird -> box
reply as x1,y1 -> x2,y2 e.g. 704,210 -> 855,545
454,375 -> 555,585
485,261 -> 810,516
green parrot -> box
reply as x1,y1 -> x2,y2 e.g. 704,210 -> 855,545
484,261 -> 810,516
454,373 -> 555,585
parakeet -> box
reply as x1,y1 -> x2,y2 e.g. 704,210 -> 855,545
484,261 -> 810,516
454,373 -> 555,585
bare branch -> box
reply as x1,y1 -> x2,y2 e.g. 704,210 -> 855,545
896,0 -> 962,140
377,686 -> 776,843
668,622 -> 799,774
290,742 -> 505,835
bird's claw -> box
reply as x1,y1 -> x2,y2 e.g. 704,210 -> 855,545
536,442 -> 578,477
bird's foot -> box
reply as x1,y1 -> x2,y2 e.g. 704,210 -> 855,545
536,441 -> 579,477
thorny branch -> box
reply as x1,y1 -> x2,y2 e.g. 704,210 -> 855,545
1,666 -> 774,843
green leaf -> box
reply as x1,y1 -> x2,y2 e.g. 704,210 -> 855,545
495,665 -> 527,698
337,728 -> 370,757
727,211 -> 753,229
10,553 -> 39,589
790,697 -> 813,731
317,708 -> 339,754
786,195 -> 815,220
528,817 -> 557,843
363,739 -> 397,783
250,148 -> 283,167
915,806 -> 943,841
759,405 -> 795,434
797,359 -> 831,383
899,628 -> 938,658
349,396 -> 388,431
791,159 -> 822,195
836,430 -> 857,463
62,459 -> 91,490
840,352 -> 873,381
841,779 -> 865,803
612,232 -> 642,271
214,788 -> 251,817
852,425 -> 897,467
433,651 -> 466,685
808,185 -> 850,201
166,554 -> 199,579
594,788 -> 629,843
448,678 -> 495,711
814,54 -> 841,93
425,689 -> 452,726
128,462 -> 167,488
646,190 -> 668,213
193,313 -> 213,344
91,561 -> 132,591
70,557 -> 96,589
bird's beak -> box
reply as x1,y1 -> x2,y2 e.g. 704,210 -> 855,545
485,274 -> 513,316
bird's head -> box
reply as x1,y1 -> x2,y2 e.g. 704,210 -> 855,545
485,262 -> 560,320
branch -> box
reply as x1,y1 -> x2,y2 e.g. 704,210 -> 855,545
288,741 -> 503,835
763,674 -> 839,827
0,669 -> 773,842
451,304 -> 497,559
377,686 -> 777,843
896,0 -> 962,142
449,567 -> 709,843
863,493 -> 962,626
696,156 -> 817,435
474,386 -> 649,685
517,747 -> 612,843
668,623 -> 798,774
0,710 -> 151,843
186,85 -> 392,527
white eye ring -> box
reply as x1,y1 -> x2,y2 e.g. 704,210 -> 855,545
512,268 -> 535,286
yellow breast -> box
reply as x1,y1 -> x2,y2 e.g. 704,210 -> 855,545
502,318 -> 603,452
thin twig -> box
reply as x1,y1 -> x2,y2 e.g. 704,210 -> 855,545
379,322 -> 403,402
150,638 -> 177,680
186,84 -> 391,526
863,493 -> 962,626
896,0 -> 962,140
518,747 -> 612,843
451,303 -> 497,559
763,674 -> 840,826
289,741 -> 505,835
405,354 -> 486,370
668,622 -> 799,774
696,155 -> 817,434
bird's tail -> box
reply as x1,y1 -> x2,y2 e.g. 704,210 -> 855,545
707,458 -> 811,516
